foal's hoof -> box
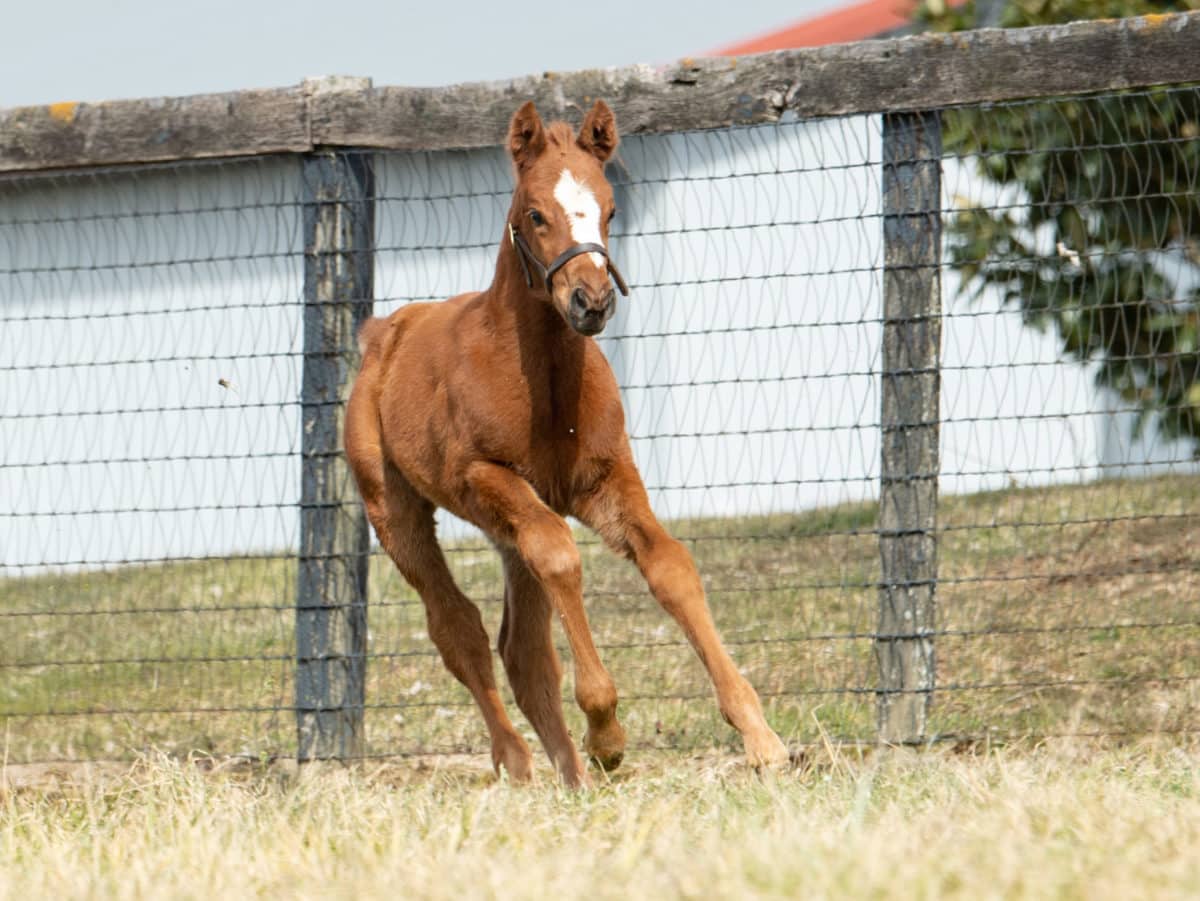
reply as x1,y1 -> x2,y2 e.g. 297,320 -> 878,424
588,748 -> 624,772
560,764 -> 594,791
584,720 -> 627,772
745,730 -> 790,770
493,737 -> 534,783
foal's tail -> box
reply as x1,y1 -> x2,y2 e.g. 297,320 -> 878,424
357,316 -> 390,359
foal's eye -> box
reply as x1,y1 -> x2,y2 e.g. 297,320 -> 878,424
529,209 -> 545,227
607,208 -> 618,224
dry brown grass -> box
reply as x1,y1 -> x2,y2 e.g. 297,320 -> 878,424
3,742 -> 1199,900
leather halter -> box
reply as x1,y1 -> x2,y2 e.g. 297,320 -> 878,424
509,223 -> 630,298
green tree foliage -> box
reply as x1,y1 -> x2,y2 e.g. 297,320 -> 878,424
916,0 -> 1200,454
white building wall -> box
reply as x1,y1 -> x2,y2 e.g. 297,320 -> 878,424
0,159 -> 304,570
2,117 -> 1194,570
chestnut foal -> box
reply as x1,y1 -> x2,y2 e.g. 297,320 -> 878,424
345,100 -> 787,786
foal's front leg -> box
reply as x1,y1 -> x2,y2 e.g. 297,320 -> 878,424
464,461 -> 627,784
575,456 -> 789,768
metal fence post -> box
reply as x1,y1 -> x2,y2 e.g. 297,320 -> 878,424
877,111 -> 941,744
296,150 -> 374,761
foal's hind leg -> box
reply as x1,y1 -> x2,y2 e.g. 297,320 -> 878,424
350,455 -> 532,780
497,547 -> 589,786
574,455 -> 788,768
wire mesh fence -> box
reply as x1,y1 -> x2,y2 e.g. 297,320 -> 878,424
933,83 -> 1200,741
2,78 -> 1198,765
1,158 -> 304,761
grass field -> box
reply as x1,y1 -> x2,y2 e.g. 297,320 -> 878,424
3,473 -> 1198,766
3,742 -> 1199,899
3,474 -> 1199,899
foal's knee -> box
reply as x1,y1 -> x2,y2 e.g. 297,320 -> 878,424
518,518 -> 581,592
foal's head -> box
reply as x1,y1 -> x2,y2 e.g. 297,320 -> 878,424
506,100 -> 623,336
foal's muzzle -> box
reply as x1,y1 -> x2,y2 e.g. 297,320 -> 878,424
568,285 -> 616,336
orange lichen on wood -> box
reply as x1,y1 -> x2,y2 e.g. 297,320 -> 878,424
47,102 -> 78,123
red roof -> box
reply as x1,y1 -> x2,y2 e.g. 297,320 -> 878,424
714,0 -> 967,54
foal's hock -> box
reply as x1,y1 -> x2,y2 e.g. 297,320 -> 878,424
344,100 -> 787,786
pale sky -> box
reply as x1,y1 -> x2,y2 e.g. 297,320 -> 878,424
0,0 -> 843,108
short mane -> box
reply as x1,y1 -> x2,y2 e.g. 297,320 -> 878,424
544,121 -> 575,151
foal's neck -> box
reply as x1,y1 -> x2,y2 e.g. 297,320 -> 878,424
486,229 -> 588,417
488,228 -> 586,350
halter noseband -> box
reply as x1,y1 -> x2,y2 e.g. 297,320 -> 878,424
509,223 -> 630,298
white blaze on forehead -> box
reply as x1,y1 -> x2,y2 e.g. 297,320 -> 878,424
553,168 -> 605,269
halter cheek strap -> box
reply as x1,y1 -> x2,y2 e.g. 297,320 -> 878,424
509,223 -> 630,297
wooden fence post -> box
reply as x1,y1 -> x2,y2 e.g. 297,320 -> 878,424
296,150 -> 374,761
877,110 -> 941,744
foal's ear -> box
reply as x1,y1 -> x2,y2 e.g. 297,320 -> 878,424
577,100 -> 619,163
508,101 -> 547,171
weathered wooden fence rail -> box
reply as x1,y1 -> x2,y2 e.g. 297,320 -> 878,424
3,11 -> 1198,755
2,12 -> 1198,172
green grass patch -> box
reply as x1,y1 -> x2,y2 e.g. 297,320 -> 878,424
2,474 -> 1198,764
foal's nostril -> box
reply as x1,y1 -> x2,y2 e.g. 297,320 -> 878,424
571,288 -> 590,316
